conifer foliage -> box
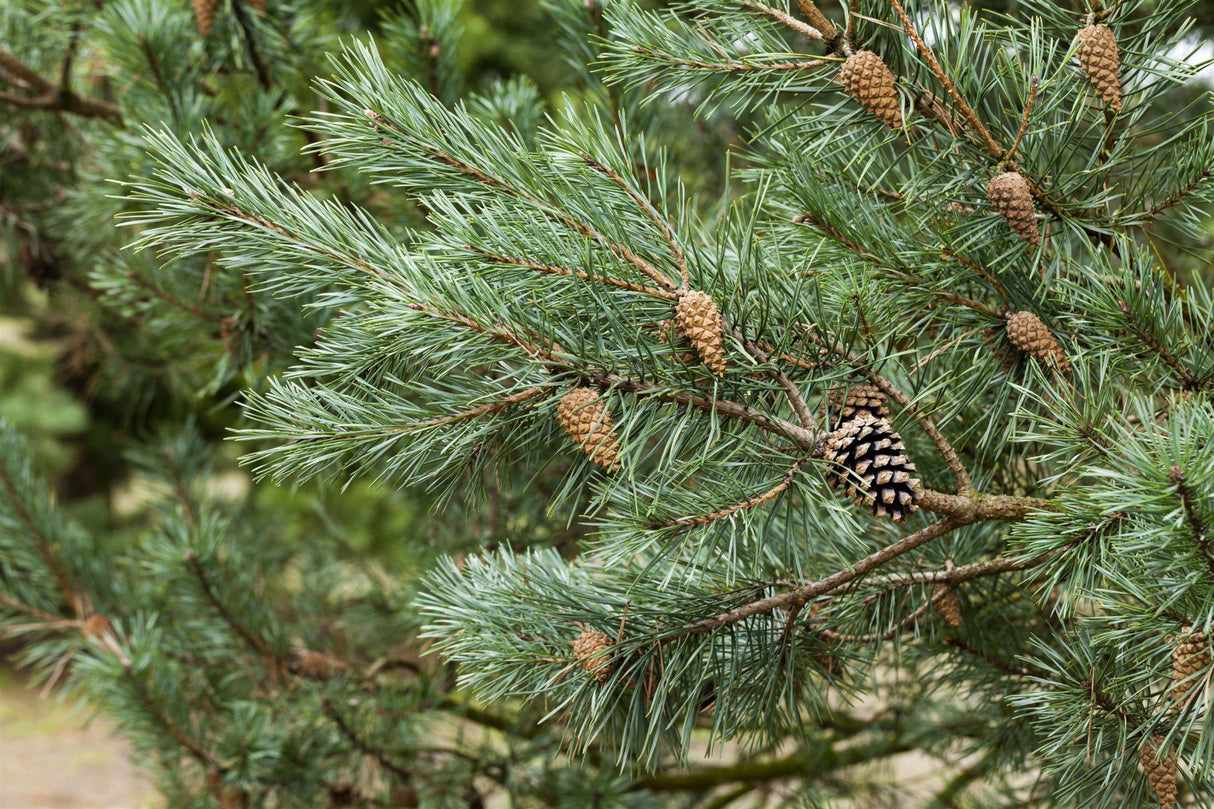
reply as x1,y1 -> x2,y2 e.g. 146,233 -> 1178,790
3,0 -> 1214,806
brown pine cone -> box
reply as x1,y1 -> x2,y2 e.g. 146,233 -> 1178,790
838,50 -> 903,128
822,413 -> 922,522
557,388 -> 622,472
656,319 -> 698,364
674,290 -> 726,376
1172,629 -> 1210,701
1076,24 -> 1122,112
987,172 -> 1041,246
828,382 -> 889,426
932,583 -> 962,627
1006,311 -> 1071,372
193,0 -> 220,36
1139,736 -> 1178,809
572,628 -> 613,683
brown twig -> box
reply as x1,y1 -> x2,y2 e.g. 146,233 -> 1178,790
632,46 -> 828,74
1005,76 -> 1038,162
0,47 -> 122,122
185,551 -> 284,679
681,519 -> 957,636
322,697 -> 414,782
741,0 -> 829,43
125,664 -> 215,766
1148,168 -> 1211,218
819,598 -> 934,642
1115,300 -> 1201,389
887,0 -> 1003,159
1170,463 -> 1214,580
464,245 -> 676,300
743,338 -> 818,431
580,151 -> 689,288
649,462 -> 803,529
230,0 -> 272,91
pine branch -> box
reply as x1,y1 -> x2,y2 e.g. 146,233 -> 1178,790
630,45 -> 828,74
464,245 -> 676,299
1169,463 -> 1214,580
185,551 -> 285,679
322,697 -> 414,782
230,0 -> 272,91
1148,168 -> 1211,218
648,461 -> 803,528
1115,299 -> 1201,389
740,0 -> 829,44
125,664 -> 216,768
682,518 -> 957,635
941,637 -> 1038,677
0,47 -> 122,122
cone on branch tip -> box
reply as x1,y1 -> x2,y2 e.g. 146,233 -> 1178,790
1076,24 -> 1122,112
1171,629 -> 1210,701
1139,737 -> 1178,809
932,584 -> 962,627
1006,311 -> 1071,372
572,628 -> 613,683
822,413 -> 922,522
674,290 -> 726,376
988,172 -> 1041,246
557,388 -> 622,472
828,382 -> 889,427
838,50 -> 903,129
193,0 -> 220,36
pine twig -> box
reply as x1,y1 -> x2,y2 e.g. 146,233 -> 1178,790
580,151 -> 689,289
1148,167 -> 1211,218
683,518 -> 957,636
230,0 -> 272,91
322,697 -> 414,782
1115,299 -> 1201,389
0,47 -> 122,122
465,245 -> 677,299
185,551 -> 284,679
1005,76 -> 1038,162
941,636 -> 1038,677
1169,463 -> 1214,580
649,462 -> 803,529
738,0 -> 829,43
631,46 -> 827,74
125,664 -> 216,767
887,0 -> 1003,159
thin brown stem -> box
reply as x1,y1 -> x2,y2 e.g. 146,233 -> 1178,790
1170,463 -> 1214,580
0,47 -> 122,122
581,151 -> 689,288
682,519 -> 956,636
1005,76 -> 1038,162
887,0 -> 1003,159
231,0 -> 272,91
632,46 -> 827,73
1115,299 -> 1201,389
942,637 -> 1038,677
820,597 -> 934,642
322,697 -> 414,782
125,664 -> 215,767
185,551 -> 284,679
464,246 -> 676,299
649,462 -> 803,528
0,457 -> 84,617
743,337 -> 818,431
1148,168 -> 1211,218
743,0 -> 829,43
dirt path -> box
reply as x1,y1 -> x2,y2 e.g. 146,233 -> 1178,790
0,669 -> 160,809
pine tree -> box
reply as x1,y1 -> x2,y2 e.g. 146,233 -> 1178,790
4,0 -> 1214,807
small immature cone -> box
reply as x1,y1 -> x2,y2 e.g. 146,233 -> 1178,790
1139,736 -> 1178,809
674,290 -> 726,376
193,0 -> 220,36
932,583 -> 962,627
1172,629 -> 1211,702
557,388 -> 622,472
1076,24 -> 1122,113
988,172 -> 1040,246
838,50 -> 903,129
572,628 -> 613,683
1006,311 -> 1071,372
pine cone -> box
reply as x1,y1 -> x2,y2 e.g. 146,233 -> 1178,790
823,413 -> 922,522
828,382 -> 889,426
1006,311 -> 1071,372
1172,629 -> 1210,702
1139,736 -> 1178,809
1076,24 -> 1122,112
193,0 -> 220,36
674,290 -> 726,376
838,50 -> 903,128
932,583 -> 962,627
987,172 -> 1041,246
557,388 -> 622,472
572,628 -> 613,683
656,319 -> 698,364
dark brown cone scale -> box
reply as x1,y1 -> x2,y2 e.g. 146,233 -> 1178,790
1172,630 -> 1210,701
932,584 -> 962,627
1077,24 -> 1122,112
193,0 -> 220,36
674,290 -> 726,376
822,413 -> 922,522
557,388 -> 622,472
838,50 -> 903,129
1006,311 -> 1071,372
988,172 -> 1041,246
1139,737 -> 1178,809
828,382 -> 889,427
572,628 -> 613,683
